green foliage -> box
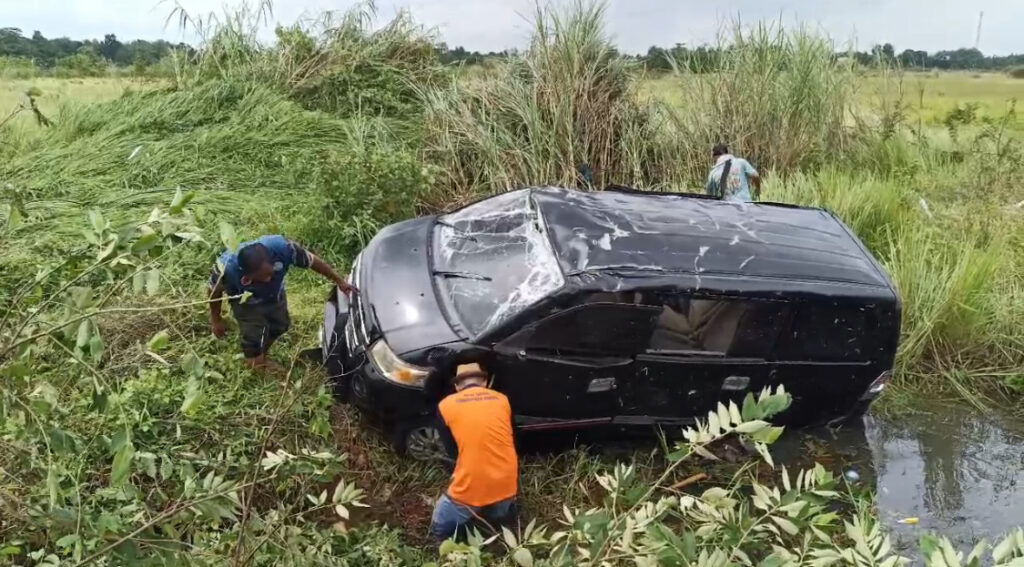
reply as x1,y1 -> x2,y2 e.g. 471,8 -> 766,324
0,198 -> 424,565
437,393 -> 1024,567
0,27 -> 188,71
53,47 -> 110,78
295,121 -> 436,257
280,7 -> 445,117
0,56 -> 39,79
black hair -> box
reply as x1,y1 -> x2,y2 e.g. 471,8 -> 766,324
237,243 -> 271,276
712,143 -> 729,157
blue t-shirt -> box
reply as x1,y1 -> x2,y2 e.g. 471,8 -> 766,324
705,155 -> 759,202
211,235 -> 313,304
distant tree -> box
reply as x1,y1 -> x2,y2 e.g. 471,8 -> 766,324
99,34 -> 122,62
898,49 -> 928,68
54,45 -> 107,77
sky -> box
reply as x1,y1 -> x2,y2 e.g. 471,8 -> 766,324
2,0 -> 1023,55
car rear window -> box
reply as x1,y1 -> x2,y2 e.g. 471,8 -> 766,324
433,190 -> 565,337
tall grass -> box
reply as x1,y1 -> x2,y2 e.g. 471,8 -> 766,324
418,1 -> 677,207
770,167 -> 1022,392
666,23 -> 860,183
172,0 -> 443,118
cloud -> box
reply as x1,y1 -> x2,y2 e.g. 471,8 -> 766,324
3,0 -> 1022,54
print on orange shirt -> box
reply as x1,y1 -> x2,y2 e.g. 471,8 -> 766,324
438,387 -> 518,507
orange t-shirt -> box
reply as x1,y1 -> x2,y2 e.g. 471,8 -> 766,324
438,386 -> 518,507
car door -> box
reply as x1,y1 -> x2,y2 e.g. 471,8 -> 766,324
619,294 -> 787,421
491,303 -> 659,424
769,302 -> 892,426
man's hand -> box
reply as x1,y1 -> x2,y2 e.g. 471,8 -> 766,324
211,316 -> 227,338
337,280 -> 359,297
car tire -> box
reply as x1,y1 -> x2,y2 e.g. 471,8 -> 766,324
393,416 -> 456,464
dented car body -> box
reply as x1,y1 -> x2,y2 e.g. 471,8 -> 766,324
322,187 -> 900,455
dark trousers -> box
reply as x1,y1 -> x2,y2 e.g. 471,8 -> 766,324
230,296 -> 290,358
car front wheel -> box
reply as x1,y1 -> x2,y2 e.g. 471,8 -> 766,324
393,416 -> 455,464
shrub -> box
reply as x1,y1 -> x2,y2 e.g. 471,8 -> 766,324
289,117 -> 437,257
54,48 -> 109,78
1007,66 -> 1024,79
0,56 -> 40,79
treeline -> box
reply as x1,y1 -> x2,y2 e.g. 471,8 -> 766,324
434,43 -> 512,65
0,28 -> 190,77
4,26 -> 1024,77
0,28 -> 188,67
639,44 -> 1024,72
436,42 -> 1024,72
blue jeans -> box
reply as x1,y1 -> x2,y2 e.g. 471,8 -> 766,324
429,494 -> 516,541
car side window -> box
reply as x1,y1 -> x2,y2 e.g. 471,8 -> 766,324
777,304 -> 871,362
641,291 -> 787,358
501,303 -> 659,357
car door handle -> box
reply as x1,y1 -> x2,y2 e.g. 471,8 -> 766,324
587,377 -> 617,393
722,375 -> 750,391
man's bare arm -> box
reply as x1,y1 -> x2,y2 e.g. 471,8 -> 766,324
310,255 -> 358,295
750,174 -> 762,199
209,278 -> 227,337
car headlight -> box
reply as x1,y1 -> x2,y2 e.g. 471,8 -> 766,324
369,340 -> 430,387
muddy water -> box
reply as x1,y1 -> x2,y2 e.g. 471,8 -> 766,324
773,400 -> 1024,550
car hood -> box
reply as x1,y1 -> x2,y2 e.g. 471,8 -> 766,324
359,216 -> 461,356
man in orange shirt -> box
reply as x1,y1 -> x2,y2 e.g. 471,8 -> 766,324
429,363 -> 518,541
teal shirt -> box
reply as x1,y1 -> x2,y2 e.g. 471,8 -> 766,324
705,155 -> 758,202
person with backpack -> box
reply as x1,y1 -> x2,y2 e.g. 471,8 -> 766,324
705,144 -> 761,202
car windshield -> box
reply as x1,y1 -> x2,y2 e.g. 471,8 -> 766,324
433,189 -> 565,337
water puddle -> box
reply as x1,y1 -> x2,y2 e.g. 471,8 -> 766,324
773,400 -> 1024,549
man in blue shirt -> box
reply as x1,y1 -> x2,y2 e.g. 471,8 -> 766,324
208,235 -> 356,369
705,144 -> 761,202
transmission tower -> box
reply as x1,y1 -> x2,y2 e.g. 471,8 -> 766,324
975,11 -> 984,50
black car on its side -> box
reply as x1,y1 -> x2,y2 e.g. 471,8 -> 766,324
320,187 -> 900,460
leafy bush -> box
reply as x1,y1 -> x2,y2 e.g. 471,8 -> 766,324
291,118 -> 437,257
1007,66 -> 1024,79
0,195 -> 426,565
54,48 -> 109,78
0,56 -> 39,79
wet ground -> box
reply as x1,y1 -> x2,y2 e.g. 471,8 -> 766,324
773,399 -> 1024,550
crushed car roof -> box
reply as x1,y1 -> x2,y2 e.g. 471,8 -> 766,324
530,187 -> 894,293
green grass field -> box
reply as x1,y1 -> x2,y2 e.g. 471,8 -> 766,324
2,4 -> 1023,563
1,77 -> 148,134
893,71 -> 1024,124
645,70 -> 1024,130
